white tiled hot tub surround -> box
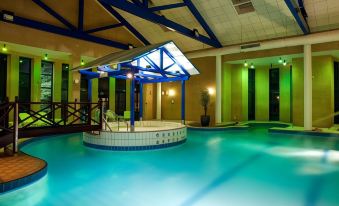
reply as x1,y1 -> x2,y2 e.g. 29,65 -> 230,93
83,121 -> 187,150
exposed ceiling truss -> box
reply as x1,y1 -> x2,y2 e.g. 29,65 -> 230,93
99,0 -> 222,48
0,0 -> 150,50
284,0 -> 310,34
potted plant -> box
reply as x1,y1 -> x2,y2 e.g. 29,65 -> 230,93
200,89 -> 210,127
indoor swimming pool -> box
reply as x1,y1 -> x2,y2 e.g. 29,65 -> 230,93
1,127 -> 339,206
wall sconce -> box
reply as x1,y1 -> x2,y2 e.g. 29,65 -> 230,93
207,87 -> 215,95
161,91 -> 165,96
73,79 -> 79,84
168,89 -> 175,97
2,44 -> 7,52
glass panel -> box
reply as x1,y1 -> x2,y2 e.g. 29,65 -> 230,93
163,42 -> 199,75
40,61 -> 53,103
61,64 -> 69,102
19,57 -> 31,105
146,50 -> 160,67
269,68 -> 280,121
41,75 -> 52,88
41,88 -> 52,101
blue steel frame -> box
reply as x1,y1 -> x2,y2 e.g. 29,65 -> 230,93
284,0 -> 310,34
100,0 -> 222,48
79,43 -> 190,130
0,0 -> 149,49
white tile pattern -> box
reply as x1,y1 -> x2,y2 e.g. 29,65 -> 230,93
83,121 -> 187,149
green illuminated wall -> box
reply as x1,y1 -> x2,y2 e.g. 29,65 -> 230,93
222,63 -> 231,122
280,67 -> 291,122
222,63 -> 292,123
255,66 -> 269,121
292,56 -> 334,127
126,79 -> 131,111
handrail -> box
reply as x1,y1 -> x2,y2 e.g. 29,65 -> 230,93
0,98 -> 104,154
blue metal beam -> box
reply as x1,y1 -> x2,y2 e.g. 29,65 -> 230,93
284,0 -> 310,34
141,76 -> 188,84
78,0 -> 84,31
100,0 -> 222,48
98,1 -> 150,45
183,0 -> 221,45
0,13 -> 129,50
32,0 -> 77,31
85,23 -> 123,33
149,3 -> 186,12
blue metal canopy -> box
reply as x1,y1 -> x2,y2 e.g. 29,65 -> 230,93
74,41 -> 199,84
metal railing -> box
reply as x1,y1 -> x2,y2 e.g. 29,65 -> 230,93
0,97 -> 103,153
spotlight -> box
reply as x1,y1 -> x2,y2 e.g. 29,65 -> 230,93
128,44 -> 134,49
244,61 -> 248,67
81,59 -> 85,66
19,59 -> 23,63
193,29 -> 199,38
127,73 -> 133,79
283,60 -> 287,66
44,54 -> 48,60
2,44 -> 7,52
250,63 -> 255,69
278,57 -> 283,64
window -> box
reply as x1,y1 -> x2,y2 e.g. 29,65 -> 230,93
41,61 -> 53,102
269,68 -> 280,121
80,75 -> 89,102
248,69 -> 255,120
61,64 -> 69,103
19,57 -> 31,112
115,79 -> 126,115
98,77 -> 109,99
0,54 -> 7,103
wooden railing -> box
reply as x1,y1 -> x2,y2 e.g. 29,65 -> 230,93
0,98 -> 103,153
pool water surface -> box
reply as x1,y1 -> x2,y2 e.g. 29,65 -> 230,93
1,127 -> 339,206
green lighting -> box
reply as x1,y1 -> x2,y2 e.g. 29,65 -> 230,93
283,60 -> 287,66
250,63 -> 255,69
244,61 -> 248,67
19,59 -> 23,63
278,57 -> 283,64
81,59 -> 85,66
44,54 -> 48,60
2,44 -> 7,52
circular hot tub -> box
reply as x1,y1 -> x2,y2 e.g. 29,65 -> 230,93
83,121 -> 187,151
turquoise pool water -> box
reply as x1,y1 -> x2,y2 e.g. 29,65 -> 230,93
1,127 -> 339,206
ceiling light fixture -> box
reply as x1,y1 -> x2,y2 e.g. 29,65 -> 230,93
127,73 -> 133,79
250,63 -> 255,69
81,59 -> 85,66
193,29 -> 199,38
244,61 -> 248,67
2,44 -> 7,52
44,53 -> 48,60
283,60 -> 287,66
278,57 -> 283,64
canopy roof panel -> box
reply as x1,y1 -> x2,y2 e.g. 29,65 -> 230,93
74,41 -> 199,83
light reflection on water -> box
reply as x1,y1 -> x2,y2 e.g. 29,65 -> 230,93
0,128 -> 339,206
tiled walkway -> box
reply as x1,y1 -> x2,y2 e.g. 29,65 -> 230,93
0,153 -> 46,183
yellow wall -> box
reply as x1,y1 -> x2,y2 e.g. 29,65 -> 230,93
255,66 -> 269,121
160,56 -> 216,124
222,63 -> 232,122
292,56 -> 334,127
